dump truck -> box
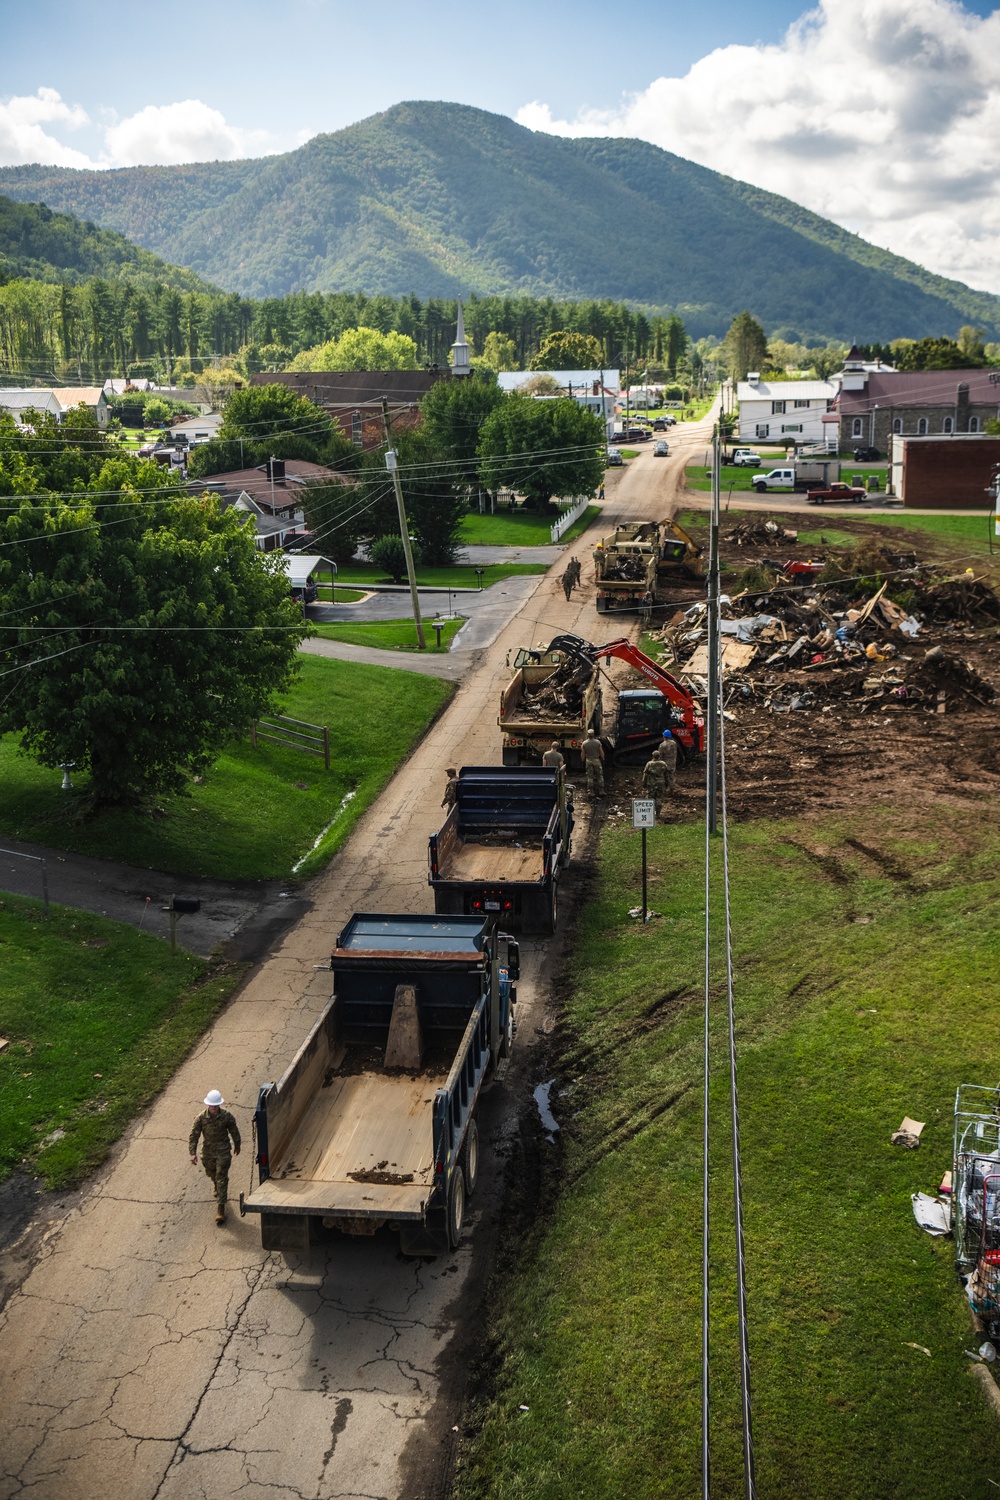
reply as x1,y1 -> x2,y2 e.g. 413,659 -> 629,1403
242,913 -> 519,1257
594,519 -> 704,612
500,644 -> 602,767
428,765 -> 573,934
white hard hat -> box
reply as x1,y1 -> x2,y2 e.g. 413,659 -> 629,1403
204,1089 -> 224,1107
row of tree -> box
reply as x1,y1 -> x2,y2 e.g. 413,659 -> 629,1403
0,277 -> 697,387
721,310 -> 1000,381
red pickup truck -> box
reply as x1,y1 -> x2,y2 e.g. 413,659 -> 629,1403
806,481 -> 867,505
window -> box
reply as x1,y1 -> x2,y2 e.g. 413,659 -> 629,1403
755,423 -> 770,439
794,399 -> 810,409
771,400 -> 786,414
969,416 -> 980,433
851,418 -> 863,438
351,410 -> 362,446
892,418 -> 902,435
943,416 -> 954,434
781,424 -> 803,433
917,418 -> 928,435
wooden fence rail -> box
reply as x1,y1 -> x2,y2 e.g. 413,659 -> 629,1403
250,714 -> 331,770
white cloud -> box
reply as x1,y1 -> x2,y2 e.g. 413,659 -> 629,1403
103,99 -> 272,166
0,87 -> 95,168
517,0 -> 1000,295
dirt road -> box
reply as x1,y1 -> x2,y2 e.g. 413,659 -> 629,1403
0,416 -> 714,1500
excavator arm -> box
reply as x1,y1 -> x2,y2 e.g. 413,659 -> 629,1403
543,635 -> 706,754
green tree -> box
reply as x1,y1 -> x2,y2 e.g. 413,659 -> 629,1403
896,336 -> 985,371
370,534 -> 421,583
479,331 -> 518,371
958,326 -> 987,362
529,331 -> 605,371
187,382 -> 353,478
0,413 -> 306,809
419,370 -> 505,484
665,315 -> 688,375
723,311 -> 768,381
288,326 -> 419,371
477,394 -> 604,512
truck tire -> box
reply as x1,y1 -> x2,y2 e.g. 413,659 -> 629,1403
547,884 -> 559,935
754,482 -> 767,493
447,1166 -> 466,1250
461,1120 -> 480,1198
500,997 -> 515,1059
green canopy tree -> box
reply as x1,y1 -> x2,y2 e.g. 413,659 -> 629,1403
477,394 -> 604,512
0,412 -> 306,809
288,326 -> 419,371
419,370 -> 505,486
188,382 -> 352,478
896,336 -> 986,370
723,310 -> 768,380
529,330 -> 605,371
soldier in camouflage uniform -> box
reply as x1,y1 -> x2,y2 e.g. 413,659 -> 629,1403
189,1090 -> 241,1225
441,768 -> 459,809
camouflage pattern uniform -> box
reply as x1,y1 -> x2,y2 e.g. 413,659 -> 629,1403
562,568 -> 574,601
189,1108 -> 241,1214
582,732 -> 605,796
441,772 -> 459,809
657,736 -> 678,790
642,755 -> 669,818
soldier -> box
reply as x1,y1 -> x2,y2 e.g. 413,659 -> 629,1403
658,729 -> 678,791
642,751 -> 670,820
542,740 -> 565,770
189,1090 -> 241,1225
562,567 -> 574,602
581,729 -> 605,797
569,557 -> 582,588
442,768 -> 459,809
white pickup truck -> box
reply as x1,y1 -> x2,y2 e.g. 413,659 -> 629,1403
750,467 -> 797,492
731,448 -> 761,467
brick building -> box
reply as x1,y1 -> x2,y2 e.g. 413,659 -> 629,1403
888,434 -> 1000,509
251,370 -> 450,450
836,363 -> 1000,452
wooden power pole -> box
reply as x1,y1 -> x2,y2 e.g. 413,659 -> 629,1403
381,397 -> 426,650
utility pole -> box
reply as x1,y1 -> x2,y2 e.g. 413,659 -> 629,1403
381,397 -> 426,650
707,423 -> 721,833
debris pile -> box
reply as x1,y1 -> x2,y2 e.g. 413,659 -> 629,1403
646,557 -> 1000,720
601,553 -> 651,582
516,658 -> 592,720
725,518 -> 798,547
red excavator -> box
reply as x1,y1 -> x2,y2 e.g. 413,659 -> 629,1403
542,635 -> 706,763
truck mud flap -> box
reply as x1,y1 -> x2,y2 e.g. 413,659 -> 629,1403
260,1212 -> 311,1252
399,1208 -> 450,1258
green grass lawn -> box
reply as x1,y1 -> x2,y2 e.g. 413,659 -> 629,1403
0,657 -> 452,881
312,616 -> 465,651
314,585 -> 367,603
457,801 -> 1000,1500
459,505 -> 600,547
335,562 -> 549,589
0,892 -> 245,1188
686,464 -> 890,496
868,510 -> 999,561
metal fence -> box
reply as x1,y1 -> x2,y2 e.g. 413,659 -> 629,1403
250,714 -> 331,770
550,495 -> 591,543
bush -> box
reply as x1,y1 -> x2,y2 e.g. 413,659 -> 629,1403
370,534 -> 421,582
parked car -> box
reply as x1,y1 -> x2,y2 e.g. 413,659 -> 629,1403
731,449 -> 761,467
852,446 -> 880,462
653,440 -> 669,456
627,427 -> 651,442
606,449 -> 624,466
652,418 -> 668,431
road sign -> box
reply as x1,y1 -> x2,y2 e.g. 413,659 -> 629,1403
632,798 -> 656,828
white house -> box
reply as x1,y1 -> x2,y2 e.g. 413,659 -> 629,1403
736,374 -> 838,448
50,388 -> 110,427
0,388 -> 63,425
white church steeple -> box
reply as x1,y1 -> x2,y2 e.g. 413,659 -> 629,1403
451,300 -> 471,377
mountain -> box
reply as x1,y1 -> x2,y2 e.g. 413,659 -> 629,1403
0,194 -> 219,292
2,101 -> 998,340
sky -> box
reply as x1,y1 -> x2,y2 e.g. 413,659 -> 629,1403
2,0 -> 999,294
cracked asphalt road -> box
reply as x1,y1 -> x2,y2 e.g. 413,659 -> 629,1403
0,417 -> 715,1500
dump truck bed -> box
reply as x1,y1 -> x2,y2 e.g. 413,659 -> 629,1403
245,1069 -> 445,1220
441,840 -> 544,882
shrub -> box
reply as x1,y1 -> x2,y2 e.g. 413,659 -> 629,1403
370,534 -> 421,582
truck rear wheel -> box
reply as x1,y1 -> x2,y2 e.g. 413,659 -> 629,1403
447,1166 -> 466,1250
500,998 -> 515,1058
547,884 -> 559,934
461,1120 -> 480,1198
754,482 -> 767,493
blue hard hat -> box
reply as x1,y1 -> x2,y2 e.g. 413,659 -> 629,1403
662,729 -> 673,739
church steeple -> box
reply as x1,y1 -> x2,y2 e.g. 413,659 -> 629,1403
451,300 -> 471,377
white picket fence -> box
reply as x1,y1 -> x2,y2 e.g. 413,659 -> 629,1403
550,495 -> 591,543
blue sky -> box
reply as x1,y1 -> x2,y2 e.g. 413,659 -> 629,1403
2,0 -> 1000,290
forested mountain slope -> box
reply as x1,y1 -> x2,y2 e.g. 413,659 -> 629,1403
0,194 -> 218,292
2,101 -> 998,339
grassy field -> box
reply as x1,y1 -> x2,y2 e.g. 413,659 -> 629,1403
335,562 -> 549,589
314,585 -> 367,603
0,657 -> 452,881
457,801 -> 1000,1499
312,616 -> 465,651
459,505 -> 600,547
868,510 -> 999,561
686,462 -> 890,496
0,892 -> 245,1188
